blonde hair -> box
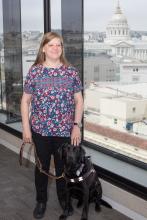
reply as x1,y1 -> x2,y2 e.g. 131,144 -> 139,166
33,32 -> 70,66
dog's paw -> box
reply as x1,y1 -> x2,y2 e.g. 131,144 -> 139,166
59,207 -> 74,220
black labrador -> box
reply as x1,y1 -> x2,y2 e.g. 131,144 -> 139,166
59,143 -> 111,220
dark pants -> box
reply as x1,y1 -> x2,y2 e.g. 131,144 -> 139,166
32,130 -> 70,203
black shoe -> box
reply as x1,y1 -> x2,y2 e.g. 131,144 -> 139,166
33,202 -> 46,219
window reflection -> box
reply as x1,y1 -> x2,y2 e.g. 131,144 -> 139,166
84,0 -> 147,164
0,0 -> 43,129
1,0 -> 23,124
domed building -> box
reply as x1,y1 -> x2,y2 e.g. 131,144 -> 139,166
104,1 -> 134,58
84,1 -> 147,84
105,1 -> 130,43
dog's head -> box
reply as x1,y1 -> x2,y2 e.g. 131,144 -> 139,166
59,143 -> 86,174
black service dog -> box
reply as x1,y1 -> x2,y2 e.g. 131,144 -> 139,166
59,144 -> 111,220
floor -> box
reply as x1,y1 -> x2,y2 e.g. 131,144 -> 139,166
0,144 -> 133,220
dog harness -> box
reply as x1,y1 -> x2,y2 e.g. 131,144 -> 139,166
64,168 -> 96,183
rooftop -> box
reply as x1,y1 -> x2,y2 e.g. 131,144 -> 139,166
85,122 -> 147,151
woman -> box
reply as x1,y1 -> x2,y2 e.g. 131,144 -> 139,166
21,32 -> 83,219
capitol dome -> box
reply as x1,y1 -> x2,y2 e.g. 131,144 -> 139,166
105,1 -> 130,43
110,4 -> 128,25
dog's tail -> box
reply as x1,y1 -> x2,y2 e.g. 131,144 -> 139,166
100,199 -> 112,209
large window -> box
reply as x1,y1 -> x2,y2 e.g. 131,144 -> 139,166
0,0 -> 146,192
84,0 -> 147,165
0,0 -> 44,131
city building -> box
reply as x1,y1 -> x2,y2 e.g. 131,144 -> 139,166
84,1 -> 147,85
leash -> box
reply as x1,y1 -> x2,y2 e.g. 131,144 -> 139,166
19,142 -> 64,180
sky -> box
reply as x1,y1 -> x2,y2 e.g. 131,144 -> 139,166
21,0 -> 44,31
84,0 -> 147,31
0,0 -> 147,32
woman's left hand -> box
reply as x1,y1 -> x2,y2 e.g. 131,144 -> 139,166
71,126 -> 81,146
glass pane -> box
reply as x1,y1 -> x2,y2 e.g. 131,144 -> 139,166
61,0 -> 83,73
2,0 -> 23,124
0,0 -> 44,130
51,0 -> 83,73
21,0 -> 44,81
50,0 -> 61,33
0,0 -> 5,111
84,0 -> 147,164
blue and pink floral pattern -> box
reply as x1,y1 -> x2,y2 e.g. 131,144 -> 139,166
24,64 -> 82,137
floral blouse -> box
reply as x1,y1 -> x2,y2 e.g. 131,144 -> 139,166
24,64 -> 82,137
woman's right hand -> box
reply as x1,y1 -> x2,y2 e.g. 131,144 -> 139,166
22,129 -> 32,143
21,92 -> 32,143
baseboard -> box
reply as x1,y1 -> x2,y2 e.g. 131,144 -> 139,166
0,138 -> 35,163
101,180 -> 147,220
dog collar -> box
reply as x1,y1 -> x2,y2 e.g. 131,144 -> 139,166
65,168 -> 96,183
